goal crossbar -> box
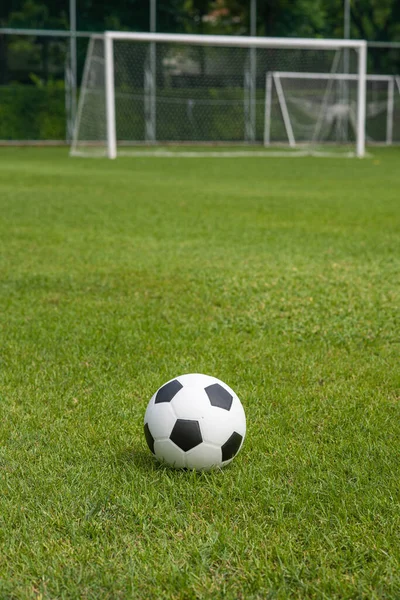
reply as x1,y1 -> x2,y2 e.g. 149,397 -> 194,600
270,72 -> 393,82
105,31 -> 367,51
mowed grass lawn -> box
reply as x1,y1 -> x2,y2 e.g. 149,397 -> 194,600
0,147 -> 399,599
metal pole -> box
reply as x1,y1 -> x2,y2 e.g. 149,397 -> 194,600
344,0 -> 350,74
69,0 -> 77,142
342,0 -> 350,141
150,0 -> 156,33
250,0 -> 256,36
148,0 -> 156,143
344,0 -> 350,39
263,72 -> 272,145
249,0 -> 256,142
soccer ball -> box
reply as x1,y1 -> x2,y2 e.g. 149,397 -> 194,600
144,373 -> 246,470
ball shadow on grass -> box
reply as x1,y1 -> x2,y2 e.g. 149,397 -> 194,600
116,446 -> 159,472
116,445 -> 234,480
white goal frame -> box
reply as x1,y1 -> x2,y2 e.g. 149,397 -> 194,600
264,71 -> 400,147
76,31 -> 367,158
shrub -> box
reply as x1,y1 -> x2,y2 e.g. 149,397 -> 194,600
0,79 -> 66,140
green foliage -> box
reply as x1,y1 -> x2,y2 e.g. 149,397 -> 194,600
5,0 -> 67,30
324,0 -> 400,41
1,0 -> 399,95
0,147 -> 399,598
1,0 -> 400,39
0,83 -> 65,139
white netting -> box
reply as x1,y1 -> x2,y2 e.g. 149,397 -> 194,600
71,35 -> 365,157
365,76 -> 400,143
71,36 -> 107,156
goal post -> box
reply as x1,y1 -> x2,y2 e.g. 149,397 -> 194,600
265,72 -> 399,148
105,34 -> 117,159
71,32 -> 367,158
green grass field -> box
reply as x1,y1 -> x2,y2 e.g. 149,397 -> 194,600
0,147 -> 399,599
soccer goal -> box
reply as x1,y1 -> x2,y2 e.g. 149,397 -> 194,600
71,32 -> 367,158
264,72 -> 400,147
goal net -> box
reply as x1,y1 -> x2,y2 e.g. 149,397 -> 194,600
265,72 -> 400,147
71,32 -> 367,158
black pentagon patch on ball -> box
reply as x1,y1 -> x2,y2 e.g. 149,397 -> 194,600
170,419 -> 202,452
144,423 -> 155,454
221,431 -> 243,462
205,383 -> 233,411
155,379 -> 183,404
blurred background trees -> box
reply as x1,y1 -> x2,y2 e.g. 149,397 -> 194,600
1,0 -> 399,84
0,0 -> 398,139
1,0 -> 399,40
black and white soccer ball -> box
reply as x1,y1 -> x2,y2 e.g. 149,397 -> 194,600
144,373 -> 246,470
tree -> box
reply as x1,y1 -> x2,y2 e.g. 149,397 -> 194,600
210,0 -> 327,37
322,0 -> 400,41
323,0 -> 400,73
0,1 -> 68,83
1,0 -> 399,85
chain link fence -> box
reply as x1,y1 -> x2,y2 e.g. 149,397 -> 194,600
0,29 -> 399,145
